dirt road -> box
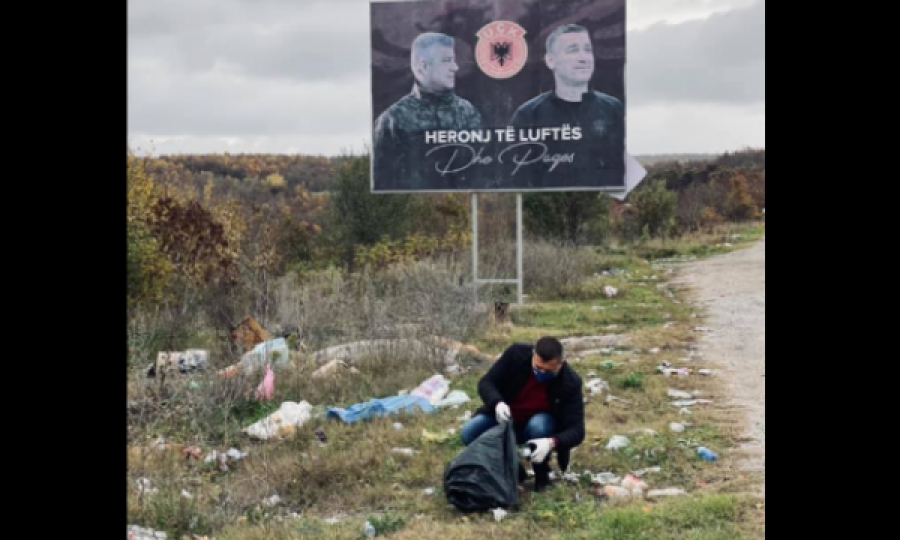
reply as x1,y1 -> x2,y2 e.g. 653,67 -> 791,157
675,239 -> 765,496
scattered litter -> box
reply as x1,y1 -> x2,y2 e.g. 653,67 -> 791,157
242,338 -> 290,374
411,374 -> 451,406
563,472 -> 580,484
697,447 -> 719,462
364,520 -> 376,538
326,395 -> 435,424
492,508 -> 508,522
436,390 -> 471,408
679,408 -> 693,416
668,389 -> 693,400
183,446 -> 203,460
632,467 -> 662,478
245,401 -> 313,440
325,517 -> 342,525
447,428 -> 456,435
605,395 -> 632,406
601,485 -> 632,500
622,474 -> 649,493
457,411 -> 473,423
391,447 -> 419,456
150,349 -> 210,378
669,423 -> 686,434
631,428 -> 658,437
586,378 -> 610,396
136,477 -> 157,495
424,487 -> 436,495
694,327 -> 712,333
659,367 -> 691,378
648,488 -> 687,499
256,364 -> 276,401
226,448 -> 248,461
607,436 -> 630,450
604,286 -> 619,298
699,369 -> 713,376
588,371 -> 598,378
393,422 -> 404,430
181,489 -> 193,499
649,348 -> 661,355
671,400 -> 713,407
262,494 -> 282,507
592,472 -> 621,485
315,428 -> 327,443
445,363 -> 462,374
592,306 -> 606,311
127,525 -> 167,540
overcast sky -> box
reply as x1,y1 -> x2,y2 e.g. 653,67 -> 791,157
128,0 -> 765,156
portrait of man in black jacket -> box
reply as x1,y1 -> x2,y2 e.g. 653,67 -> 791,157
461,336 -> 585,492
508,23 -> 625,189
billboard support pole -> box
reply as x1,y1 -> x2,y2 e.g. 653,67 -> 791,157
517,193 -> 524,306
472,192 -> 525,307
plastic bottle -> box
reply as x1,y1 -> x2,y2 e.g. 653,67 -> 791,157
364,521 -> 376,538
697,447 -> 718,462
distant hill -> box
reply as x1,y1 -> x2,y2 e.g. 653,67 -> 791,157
635,154 -> 719,166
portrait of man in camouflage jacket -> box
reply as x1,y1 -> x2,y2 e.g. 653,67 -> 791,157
373,32 -> 483,191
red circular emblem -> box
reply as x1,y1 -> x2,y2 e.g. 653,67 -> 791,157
475,21 -> 528,80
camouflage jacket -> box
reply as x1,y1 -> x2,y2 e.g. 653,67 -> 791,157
374,84 -> 483,191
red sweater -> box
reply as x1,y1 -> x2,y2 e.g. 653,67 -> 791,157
509,371 -> 551,427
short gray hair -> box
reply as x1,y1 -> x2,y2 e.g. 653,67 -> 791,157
546,24 -> 589,54
411,32 -> 454,67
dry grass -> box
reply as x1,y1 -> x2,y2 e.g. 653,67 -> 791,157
127,222 -> 766,539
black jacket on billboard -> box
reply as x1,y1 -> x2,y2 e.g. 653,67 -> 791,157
509,89 -> 625,189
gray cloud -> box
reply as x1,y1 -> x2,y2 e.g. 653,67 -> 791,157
628,0 -> 765,105
127,0 -> 765,154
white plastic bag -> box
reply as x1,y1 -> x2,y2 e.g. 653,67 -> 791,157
436,390 -> 470,408
411,374 -> 451,406
244,401 -> 312,440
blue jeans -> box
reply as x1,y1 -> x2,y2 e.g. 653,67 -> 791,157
461,413 -> 555,448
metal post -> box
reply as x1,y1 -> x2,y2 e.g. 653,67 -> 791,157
472,193 -> 479,305
516,193 -> 523,306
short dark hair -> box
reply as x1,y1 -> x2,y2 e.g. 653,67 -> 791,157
535,337 -> 564,363
546,24 -> 590,55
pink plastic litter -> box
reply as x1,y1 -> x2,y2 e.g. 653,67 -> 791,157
256,364 -> 275,401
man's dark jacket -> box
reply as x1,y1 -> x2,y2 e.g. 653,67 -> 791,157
475,344 -> 585,472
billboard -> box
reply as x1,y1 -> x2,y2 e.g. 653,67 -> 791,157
371,0 -> 627,193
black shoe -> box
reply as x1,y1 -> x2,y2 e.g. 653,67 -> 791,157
533,462 -> 552,492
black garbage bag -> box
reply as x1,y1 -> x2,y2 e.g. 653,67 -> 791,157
443,421 -> 520,513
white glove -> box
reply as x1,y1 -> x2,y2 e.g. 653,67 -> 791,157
527,438 -> 554,463
495,402 -> 511,423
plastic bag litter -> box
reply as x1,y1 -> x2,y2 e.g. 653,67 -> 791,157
606,436 -> 630,450
242,338 -> 290,374
436,390 -> 471,408
411,374 -> 451,406
256,364 -> 275,401
244,401 -> 312,440
592,472 -> 621,485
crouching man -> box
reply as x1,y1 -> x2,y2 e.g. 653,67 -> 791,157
460,337 -> 585,492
